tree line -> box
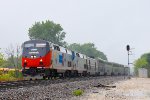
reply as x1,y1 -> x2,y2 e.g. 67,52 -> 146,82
0,20 -> 107,69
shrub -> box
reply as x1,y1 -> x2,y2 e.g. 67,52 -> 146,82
0,74 -> 16,81
0,70 -> 23,81
8,70 -> 15,77
73,89 -> 84,96
16,71 -> 23,78
8,70 -> 23,78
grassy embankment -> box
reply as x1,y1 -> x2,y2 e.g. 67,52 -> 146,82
0,69 -> 23,82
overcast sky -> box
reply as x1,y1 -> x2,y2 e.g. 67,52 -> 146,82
0,0 -> 150,65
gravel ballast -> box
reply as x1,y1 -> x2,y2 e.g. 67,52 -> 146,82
75,78 -> 150,100
0,76 -> 126,100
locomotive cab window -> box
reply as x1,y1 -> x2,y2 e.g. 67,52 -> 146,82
36,43 -> 46,47
24,43 -> 34,48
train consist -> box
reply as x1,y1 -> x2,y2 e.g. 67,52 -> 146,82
22,40 -> 129,79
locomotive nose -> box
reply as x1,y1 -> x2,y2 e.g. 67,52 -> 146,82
23,58 -> 45,68
22,40 -> 51,69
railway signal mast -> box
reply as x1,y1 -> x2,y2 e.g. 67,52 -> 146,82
126,45 -> 130,66
126,44 -> 133,77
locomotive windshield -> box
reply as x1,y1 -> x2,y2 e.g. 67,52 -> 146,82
22,40 -> 49,58
36,43 -> 46,47
24,43 -> 34,48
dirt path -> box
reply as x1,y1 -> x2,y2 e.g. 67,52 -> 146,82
76,78 -> 150,100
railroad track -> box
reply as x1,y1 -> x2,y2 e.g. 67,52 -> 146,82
0,76 -> 127,92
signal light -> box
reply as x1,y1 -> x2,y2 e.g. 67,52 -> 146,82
126,45 -> 130,51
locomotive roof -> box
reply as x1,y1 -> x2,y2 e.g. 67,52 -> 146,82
23,39 -> 48,43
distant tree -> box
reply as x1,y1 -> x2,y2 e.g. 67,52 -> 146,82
5,45 -> 21,69
134,58 -> 148,68
134,53 -> 150,77
28,20 -> 67,46
141,53 -> 150,63
4,56 -> 22,69
68,43 -> 107,60
0,50 -> 6,68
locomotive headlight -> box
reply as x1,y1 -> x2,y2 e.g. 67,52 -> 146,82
39,59 -> 43,65
31,56 -> 34,58
40,59 -> 43,62
24,60 -> 27,67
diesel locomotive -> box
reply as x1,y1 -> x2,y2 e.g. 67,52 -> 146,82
22,40 -> 129,79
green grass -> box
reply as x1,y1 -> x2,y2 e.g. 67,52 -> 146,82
0,74 -> 16,81
0,70 -> 23,82
73,89 -> 84,96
